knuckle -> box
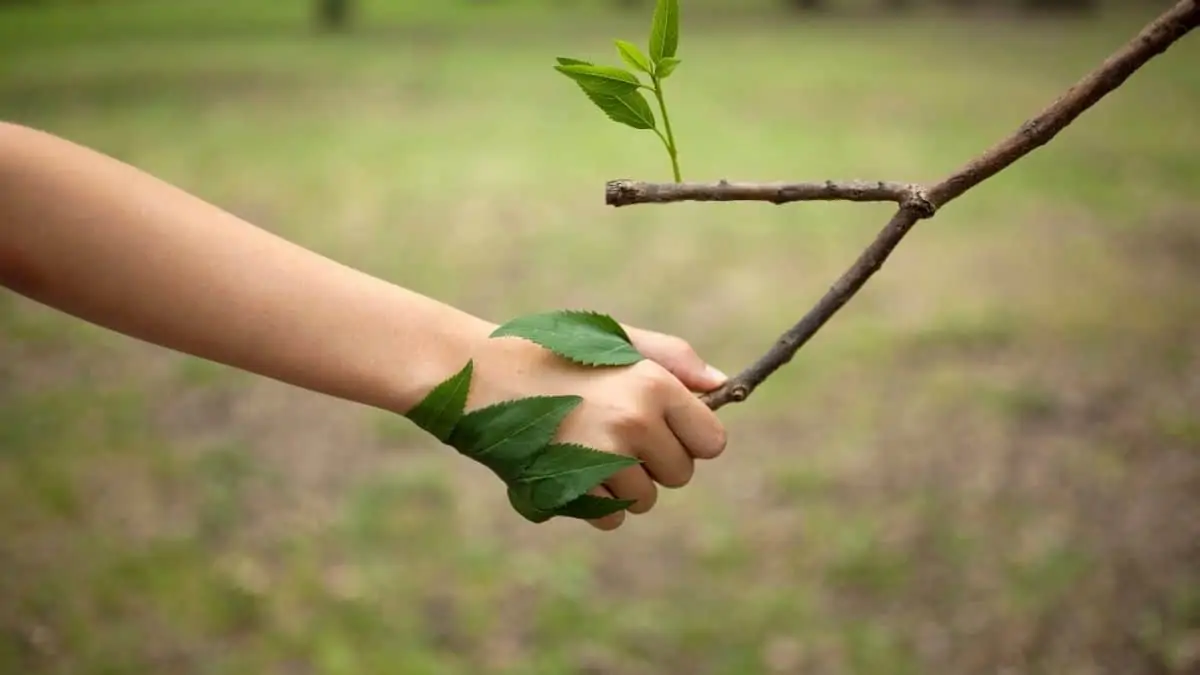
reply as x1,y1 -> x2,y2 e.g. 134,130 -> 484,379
666,335 -> 698,359
610,406 -> 651,437
632,360 -> 678,396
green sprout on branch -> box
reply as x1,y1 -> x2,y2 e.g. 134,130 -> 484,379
554,0 -> 683,182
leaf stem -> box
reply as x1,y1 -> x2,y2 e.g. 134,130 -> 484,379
650,74 -> 681,183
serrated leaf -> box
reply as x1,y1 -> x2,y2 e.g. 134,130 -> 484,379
520,443 -> 640,511
554,64 -> 641,96
449,395 -> 581,482
579,88 -> 656,131
404,360 -> 473,443
490,310 -> 644,367
554,60 -> 654,130
520,443 -> 641,481
556,493 -> 637,520
649,0 -> 679,63
614,39 -> 652,74
655,57 -> 681,79
507,482 -> 554,523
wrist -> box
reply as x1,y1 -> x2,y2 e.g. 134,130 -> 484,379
384,300 -> 497,416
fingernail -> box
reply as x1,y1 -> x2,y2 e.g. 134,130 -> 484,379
705,365 -> 728,384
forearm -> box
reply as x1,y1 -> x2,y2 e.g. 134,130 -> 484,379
0,121 -> 491,414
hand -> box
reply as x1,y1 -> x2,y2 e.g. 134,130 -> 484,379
464,323 -> 729,531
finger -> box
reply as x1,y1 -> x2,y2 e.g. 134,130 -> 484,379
603,464 -> 658,515
586,485 -> 625,531
636,418 -> 695,489
663,382 -> 728,460
625,327 -> 728,393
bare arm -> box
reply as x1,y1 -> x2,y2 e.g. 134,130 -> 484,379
0,121 -> 489,415
0,121 -> 729,529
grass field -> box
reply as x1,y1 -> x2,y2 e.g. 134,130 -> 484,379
2,1 -> 1198,673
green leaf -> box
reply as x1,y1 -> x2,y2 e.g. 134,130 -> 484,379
490,310 -> 645,367
404,360 -> 473,443
556,494 -> 637,520
614,39 -> 652,74
521,443 -> 640,511
554,59 -> 654,131
449,395 -> 582,482
580,88 -> 657,131
509,484 -> 635,524
655,57 -> 681,79
507,483 -> 554,523
649,0 -> 680,63
554,63 -> 642,96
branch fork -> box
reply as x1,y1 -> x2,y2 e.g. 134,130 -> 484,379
603,0 -> 1199,411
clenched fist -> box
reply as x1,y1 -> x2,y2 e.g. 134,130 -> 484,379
460,322 -> 729,530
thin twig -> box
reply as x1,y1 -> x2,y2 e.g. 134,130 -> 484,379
607,0 -> 1200,410
605,179 -> 933,213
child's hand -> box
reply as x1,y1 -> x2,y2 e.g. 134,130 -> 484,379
463,322 -> 729,531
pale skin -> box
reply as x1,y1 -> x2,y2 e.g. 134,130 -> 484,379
0,121 -> 728,531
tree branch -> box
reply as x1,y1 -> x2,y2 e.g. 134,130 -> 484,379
605,179 -> 934,214
604,0 -> 1199,411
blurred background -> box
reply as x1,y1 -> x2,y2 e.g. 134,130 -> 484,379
1,0 -> 1198,673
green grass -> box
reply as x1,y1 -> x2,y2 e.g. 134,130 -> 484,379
2,1 -> 1199,673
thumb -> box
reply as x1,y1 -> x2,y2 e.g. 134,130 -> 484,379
625,327 -> 729,393
665,354 -> 728,393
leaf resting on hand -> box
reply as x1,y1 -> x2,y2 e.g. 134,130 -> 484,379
556,494 -> 637,520
403,308 -> 650,526
403,360 -> 472,442
520,443 -> 641,511
508,486 -> 635,523
449,395 -> 582,483
506,483 -> 556,523
490,310 -> 645,367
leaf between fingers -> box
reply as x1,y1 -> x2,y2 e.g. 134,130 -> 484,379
507,482 -> 554,523
520,443 -> 641,511
556,493 -> 637,520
